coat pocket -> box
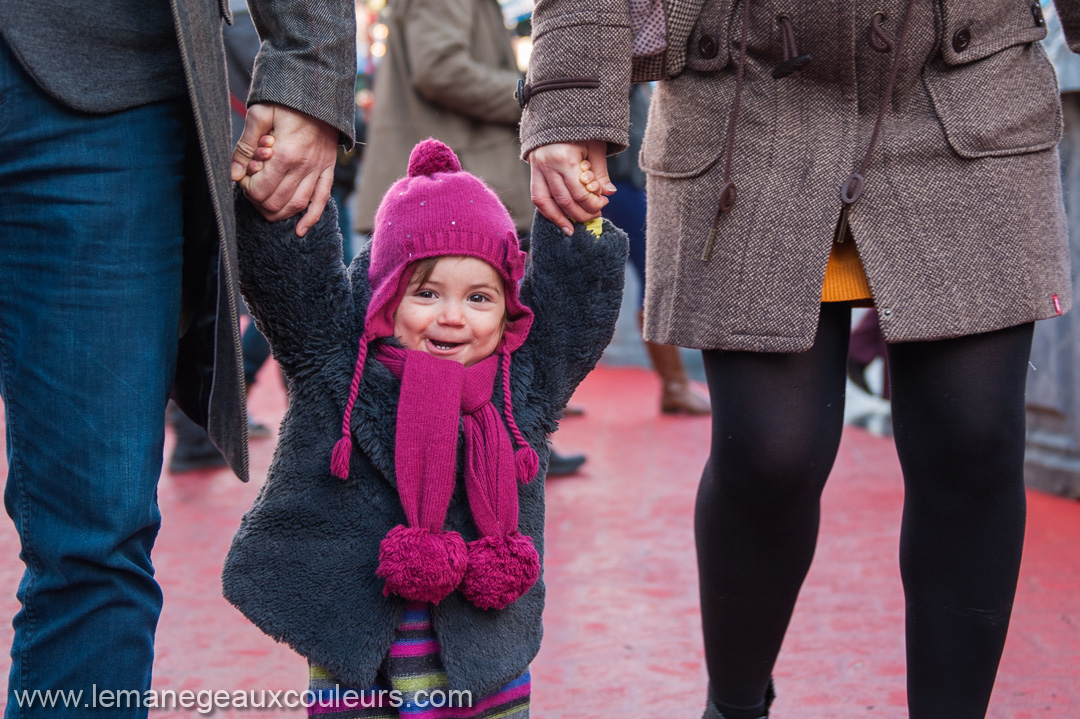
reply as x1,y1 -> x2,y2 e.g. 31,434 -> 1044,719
923,40 -> 1063,158
639,75 -> 725,177
639,66 -> 777,178
938,0 -> 1047,65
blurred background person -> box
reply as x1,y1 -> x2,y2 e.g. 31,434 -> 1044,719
332,113 -> 368,257
356,0 -> 532,240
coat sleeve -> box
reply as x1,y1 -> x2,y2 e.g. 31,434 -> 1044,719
234,192 -> 366,382
518,214 -> 629,421
518,0 -> 634,158
402,0 -> 523,126
244,0 -> 358,148
1055,1 -> 1080,52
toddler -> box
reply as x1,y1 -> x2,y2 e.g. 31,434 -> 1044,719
223,139 -> 627,717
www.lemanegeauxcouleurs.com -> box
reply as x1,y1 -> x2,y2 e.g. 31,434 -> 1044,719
11,684 -> 475,713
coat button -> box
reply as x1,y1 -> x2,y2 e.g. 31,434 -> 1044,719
698,34 -> 719,59
881,308 -> 893,318
1031,3 -> 1046,27
516,78 -> 527,109
952,27 -> 972,52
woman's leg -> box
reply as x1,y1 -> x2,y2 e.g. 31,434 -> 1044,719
887,322 -> 1032,719
697,303 -> 851,716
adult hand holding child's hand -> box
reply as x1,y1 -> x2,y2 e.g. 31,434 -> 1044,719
528,140 -> 615,236
231,102 -> 339,238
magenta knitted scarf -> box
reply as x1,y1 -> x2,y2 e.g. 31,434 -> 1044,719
374,345 -> 539,610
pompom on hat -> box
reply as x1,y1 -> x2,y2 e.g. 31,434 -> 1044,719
331,139 -> 539,609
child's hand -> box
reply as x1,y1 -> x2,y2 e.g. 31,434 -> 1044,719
578,161 -> 612,238
578,160 -> 616,198
244,135 -> 275,177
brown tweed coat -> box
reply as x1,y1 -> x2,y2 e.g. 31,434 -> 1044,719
521,0 -> 1080,351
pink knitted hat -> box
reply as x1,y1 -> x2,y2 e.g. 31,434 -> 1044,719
363,139 -> 533,349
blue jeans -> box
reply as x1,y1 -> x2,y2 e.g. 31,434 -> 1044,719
0,40 -> 188,717
601,180 -> 647,309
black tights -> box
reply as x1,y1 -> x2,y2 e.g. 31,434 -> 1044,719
696,304 -> 1032,719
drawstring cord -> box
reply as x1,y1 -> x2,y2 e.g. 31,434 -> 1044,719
702,2 -> 918,259
838,0 -> 918,241
704,3 -> 812,262
869,11 -> 894,54
773,14 -> 813,79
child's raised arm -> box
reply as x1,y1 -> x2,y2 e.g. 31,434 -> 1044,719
234,189 -> 361,383
517,212 -> 628,423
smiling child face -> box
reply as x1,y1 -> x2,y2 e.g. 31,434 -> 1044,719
392,256 -> 507,367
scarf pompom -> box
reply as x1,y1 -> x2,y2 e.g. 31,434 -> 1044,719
515,446 -> 539,484
377,525 -> 467,603
331,435 -> 353,480
459,531 -> 540,610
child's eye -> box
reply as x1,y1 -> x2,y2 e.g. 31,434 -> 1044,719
468,293 -> 491,303
415,289 -> 436,299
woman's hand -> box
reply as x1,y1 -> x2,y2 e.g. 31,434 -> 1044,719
528,140 -> 616,235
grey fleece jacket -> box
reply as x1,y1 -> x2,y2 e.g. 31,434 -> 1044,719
222,195 -> 627,696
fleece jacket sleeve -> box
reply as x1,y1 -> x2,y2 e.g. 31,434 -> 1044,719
234,192 -> 363,383
518,212 -> 629,422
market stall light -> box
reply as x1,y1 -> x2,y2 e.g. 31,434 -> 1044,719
514,36 -> 532,73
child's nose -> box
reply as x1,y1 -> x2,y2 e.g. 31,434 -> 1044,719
439,302 -> 465,326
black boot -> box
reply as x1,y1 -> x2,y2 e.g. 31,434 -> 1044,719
546,448 -> 586,477
169,410 -> 228,473
702,681 -> 775,719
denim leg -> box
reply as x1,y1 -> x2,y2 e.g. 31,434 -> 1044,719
241,322 -> 272,387
0,41 -> 188,717
601,181 -> 647,309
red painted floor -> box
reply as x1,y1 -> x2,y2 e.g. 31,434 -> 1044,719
0,362 -> 1077,718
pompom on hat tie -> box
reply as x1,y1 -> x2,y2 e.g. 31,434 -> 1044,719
375,347 -> 539,608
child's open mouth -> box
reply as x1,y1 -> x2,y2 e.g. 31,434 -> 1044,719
428,340 -> 462,351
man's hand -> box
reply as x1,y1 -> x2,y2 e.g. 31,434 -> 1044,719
528,140 -> 615,236
231,103 -> 339,237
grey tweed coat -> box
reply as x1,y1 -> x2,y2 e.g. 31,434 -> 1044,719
222,197 -> 627,696
521,0 -> 1080,351
0,0 -> 358,478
